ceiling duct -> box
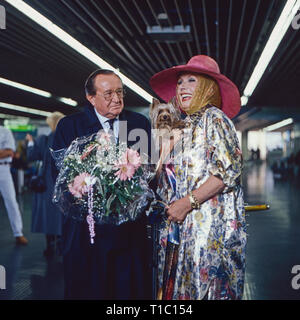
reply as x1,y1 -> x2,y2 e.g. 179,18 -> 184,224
147,13 -> 192,43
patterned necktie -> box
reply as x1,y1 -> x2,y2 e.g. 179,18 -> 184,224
106,119 -> 118,144
106,119 -> 114,132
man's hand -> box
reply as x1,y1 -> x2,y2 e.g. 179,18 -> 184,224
0,148 -> 14,159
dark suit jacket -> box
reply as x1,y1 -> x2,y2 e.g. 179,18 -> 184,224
51,104 -> 153,299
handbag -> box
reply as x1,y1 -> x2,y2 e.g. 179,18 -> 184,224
29,173 -> 47,193
29,135 -> 48,193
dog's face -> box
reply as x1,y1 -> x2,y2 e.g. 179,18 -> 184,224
149,98 -> 181,130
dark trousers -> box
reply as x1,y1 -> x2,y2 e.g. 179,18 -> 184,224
62,216 -> 152,300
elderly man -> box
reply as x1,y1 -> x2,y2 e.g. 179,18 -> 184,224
52,69 -> 152,299
0,125 -> 28,245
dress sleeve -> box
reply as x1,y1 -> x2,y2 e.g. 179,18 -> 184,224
205,110 -> 243,188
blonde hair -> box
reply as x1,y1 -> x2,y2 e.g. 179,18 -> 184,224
46,111 -> 65,131
176,74 -> 221,115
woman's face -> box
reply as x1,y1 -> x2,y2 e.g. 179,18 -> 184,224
176,73 -> 198,111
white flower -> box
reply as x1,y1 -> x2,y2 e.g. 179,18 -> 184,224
84,176 -> 97,186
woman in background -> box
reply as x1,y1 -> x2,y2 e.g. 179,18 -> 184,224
26,111 -> 65,257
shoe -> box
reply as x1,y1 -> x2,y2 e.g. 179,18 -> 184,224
16,236 -> 28,245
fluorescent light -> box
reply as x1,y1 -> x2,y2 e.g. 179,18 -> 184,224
0,102 -> 51,117
264,118 -> 293,131
0,76 -> 79,107
5,0 -> 154,103
241,96 -> 248,106
58,97 -> 78,107
0,77 -> 52,98
0,112 -> 29,120
242,0 -> 300,105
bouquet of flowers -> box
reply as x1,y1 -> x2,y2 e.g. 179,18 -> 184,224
51,130 -> 155,244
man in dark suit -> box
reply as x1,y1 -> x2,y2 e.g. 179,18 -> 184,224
52,69 -> 152,299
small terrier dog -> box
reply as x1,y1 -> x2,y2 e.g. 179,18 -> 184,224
149,98 -> 185,132
149,98 -> 186,172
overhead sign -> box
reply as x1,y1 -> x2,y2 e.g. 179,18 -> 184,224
4,124 -> 36,132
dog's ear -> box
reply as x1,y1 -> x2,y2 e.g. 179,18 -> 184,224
149,97 -> 160,119
169,97 -> 181,119
152,98 -> 160,106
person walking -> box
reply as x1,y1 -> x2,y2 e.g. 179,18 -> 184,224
26,112 -> 65,257
0,125 -> 28,245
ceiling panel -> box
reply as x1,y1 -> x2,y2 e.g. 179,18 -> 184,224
0,0 -> 298,130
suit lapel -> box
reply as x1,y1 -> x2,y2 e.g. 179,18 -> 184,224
84,104 -> 103,136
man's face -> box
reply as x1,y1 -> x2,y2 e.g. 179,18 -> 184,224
87,74 -> 124,119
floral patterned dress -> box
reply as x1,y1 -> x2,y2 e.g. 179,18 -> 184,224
156,106 -> 247,300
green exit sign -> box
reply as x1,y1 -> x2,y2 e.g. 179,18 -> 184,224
5,124 -> 36,132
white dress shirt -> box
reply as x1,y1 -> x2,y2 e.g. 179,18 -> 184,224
94,109 -> 119,142
0,126 -> 15,163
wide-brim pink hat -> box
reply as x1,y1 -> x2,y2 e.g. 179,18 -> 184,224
150,55 -> 241,119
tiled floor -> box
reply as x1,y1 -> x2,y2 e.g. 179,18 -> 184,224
242,161 -> 300,300
0,161 -> 300,300
0,192 -> 64,300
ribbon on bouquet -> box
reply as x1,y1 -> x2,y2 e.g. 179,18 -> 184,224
164,162 -> 180,245
159,160 -> 180,300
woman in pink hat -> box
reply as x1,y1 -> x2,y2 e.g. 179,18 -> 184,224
150,55 -> 246,300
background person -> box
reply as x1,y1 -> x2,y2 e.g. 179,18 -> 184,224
0,125 -> 28,245
150,55 -> 246,300
11,140 -> 28,194
26,111 -> 65,257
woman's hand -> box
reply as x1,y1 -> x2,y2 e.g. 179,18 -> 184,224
166,176 -> 226,224
166,196 -> 191,224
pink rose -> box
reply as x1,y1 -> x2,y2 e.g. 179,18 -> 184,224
97,132 -> 111,145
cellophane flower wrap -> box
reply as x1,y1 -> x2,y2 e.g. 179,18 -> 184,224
51,130 -> 155,244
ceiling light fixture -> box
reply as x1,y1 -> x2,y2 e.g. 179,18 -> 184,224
0,112 -> 29,120
5,0 -> 153,103
58,97 -> 78,107
241,0 -> 300,106
0,102 -> 51,117
0,76 -> 51,98
0,76 -> 78,106
263,118 -> 293,131
147,13 -> 192,43
240,96 -> 249,107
